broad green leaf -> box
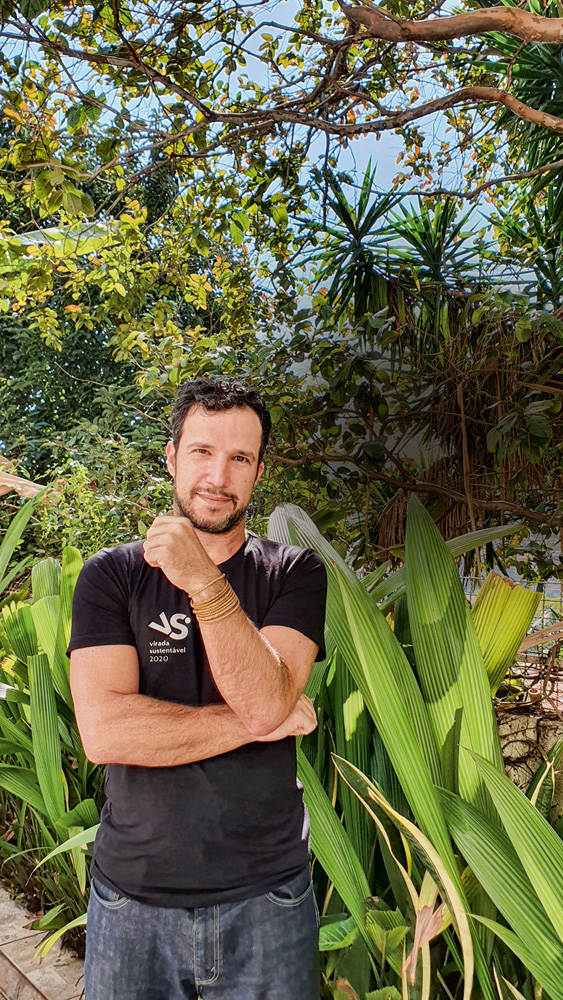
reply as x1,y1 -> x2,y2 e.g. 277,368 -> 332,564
2,602 -> 38,663
34,913 -> 87,961
269,505 -> 448,849
296,749 -> 375,956
54,547 -> 82,705
28,653 -> 65,825
440,786 -> 563,995
337,571 -> 453,863
369,523 -> 523,607
30,903 -> 66,930
333,755 -> 475,1000
469,750 -> 563,944
0,495 -> 42,591
31,558 -> 61,601
331,652 -> 375,871
67,824 -> 87,894
34,824 -> 99,868
318,915 -> 359,951
0,764 -> 47,814
31,595 -> 59,667
474,916 -> 563,1000
56,797 -> 99,830
526,734 -> 563,819
31,593 -> 72,706
471,572 -> 540,694
366,909 -> 408,964
405,495 -> 503,813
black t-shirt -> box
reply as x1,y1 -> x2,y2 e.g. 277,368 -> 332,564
68,532 -> 327,908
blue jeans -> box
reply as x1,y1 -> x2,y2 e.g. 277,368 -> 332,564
84,868 -> 319,1000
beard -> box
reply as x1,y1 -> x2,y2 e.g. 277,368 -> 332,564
173,484 -> 249,534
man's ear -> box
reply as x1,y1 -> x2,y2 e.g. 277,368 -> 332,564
254,461 -> 264,485
165,441 -> 176,478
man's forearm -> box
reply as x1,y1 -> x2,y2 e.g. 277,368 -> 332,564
82,694 -> 256,767
197,607 -> 296,735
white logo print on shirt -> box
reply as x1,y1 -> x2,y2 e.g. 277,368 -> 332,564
148,612 -> 190,641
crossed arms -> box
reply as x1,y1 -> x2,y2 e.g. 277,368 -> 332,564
70,624 -> 318,768
70,518 -> 320,767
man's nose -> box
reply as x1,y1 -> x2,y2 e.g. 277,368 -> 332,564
205,455 -> 230,489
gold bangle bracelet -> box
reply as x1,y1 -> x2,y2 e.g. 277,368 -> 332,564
188,574 -> 225,599
190,579 -> 241,623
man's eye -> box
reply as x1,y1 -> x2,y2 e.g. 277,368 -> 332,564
234,455 -> 248,463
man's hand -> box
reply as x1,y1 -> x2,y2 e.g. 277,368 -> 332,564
143,515 -> 216,594
257,694 -> 317,742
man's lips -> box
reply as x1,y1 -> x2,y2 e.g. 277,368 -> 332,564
196,492 -> 234,506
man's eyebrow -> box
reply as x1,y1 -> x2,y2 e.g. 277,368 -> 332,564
187,440 -> 257,461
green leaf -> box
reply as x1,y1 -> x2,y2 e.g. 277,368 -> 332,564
440,707 -> 462,796
80,193 -> 95,216
34,913 -> 87,961
57,798 -> 99,830
296,749 -> 375,956
472,572 -> 540,694
318,915 -> 359,951
365,989 -> 402,1000
52,546 -> 82,708
440,786 -> 563,998
28,652 -> 65,825
0,765 -> 47,815
230,221 -> 244,246
35,824 -> 99,868
2,602 -> 38,663
526,735 -> 563,819
31,558 -> 61,600
0,495 -> 41,592
468,751 -> 563,946
369,523 -> 523,608
18,0 -> 48,17
272,203 -> 288,227
405,495 -> 504,812
66,105 -> 85,129
474,916 -> 563,1000
333,755 -> 475,1000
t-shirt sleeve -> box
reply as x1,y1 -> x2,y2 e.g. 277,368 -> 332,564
260,549 -> 327,661
67,549 -> 135,654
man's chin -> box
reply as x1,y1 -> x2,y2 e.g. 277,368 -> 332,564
175,498 -> 247,535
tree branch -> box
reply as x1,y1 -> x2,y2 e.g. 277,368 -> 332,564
270,452 -> 562,526
341,1 -> 563,44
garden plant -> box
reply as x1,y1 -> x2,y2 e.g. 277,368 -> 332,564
1,494 -> 561,998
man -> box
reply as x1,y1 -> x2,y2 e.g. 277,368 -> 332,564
69,377 -> 327,1000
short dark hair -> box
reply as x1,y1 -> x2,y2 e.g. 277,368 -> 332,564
171,377 -> 272,467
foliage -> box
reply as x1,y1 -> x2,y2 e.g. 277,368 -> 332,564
0,545 -> 104,952
268,502 -> 546,999
0,492 -> 554,994
1,0 -> 563,217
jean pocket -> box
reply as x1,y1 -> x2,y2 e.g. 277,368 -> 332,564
91,877 -> 130,910
266,866 -> 313,907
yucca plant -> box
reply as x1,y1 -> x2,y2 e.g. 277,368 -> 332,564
269,499 -> 543,999
0,545 -> 103,955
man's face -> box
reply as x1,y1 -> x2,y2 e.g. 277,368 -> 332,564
166,404 -> 263,534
